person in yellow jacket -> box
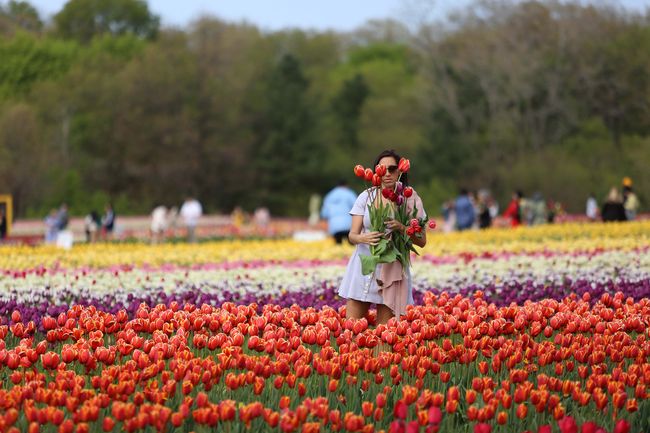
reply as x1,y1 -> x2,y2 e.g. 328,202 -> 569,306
622,177 -> 640,221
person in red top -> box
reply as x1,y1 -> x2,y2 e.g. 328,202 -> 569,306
503,191 -> 523,227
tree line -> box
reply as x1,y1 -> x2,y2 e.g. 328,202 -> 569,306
1,0 -> 649,218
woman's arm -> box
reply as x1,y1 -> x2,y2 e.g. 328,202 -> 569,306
348,215 -> 381,246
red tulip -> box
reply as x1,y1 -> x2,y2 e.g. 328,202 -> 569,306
393,401 -> 408,419
613,419 -> 630,433
474,423 -> 491,433
41,352 -> 60,369
445,400 -> 458,414
362,402 -> 374,418
398,158 -> 410,173
428,220 -> 436,229
376,393 -> 387,408
375,164 -> 387,177
428,407 -> 442,424
364,168 -> 374,182
354,165 -> 365,177
406,421 -> 419,433
580,422 -> 598,433
372,174 -> 382,187
403,187 -> 413,197
389,421 -> 405,433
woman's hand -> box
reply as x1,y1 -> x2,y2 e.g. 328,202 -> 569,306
360,231 -> 382,246
384,219 -> 405,234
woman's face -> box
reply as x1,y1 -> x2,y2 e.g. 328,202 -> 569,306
378,156 -> 399,189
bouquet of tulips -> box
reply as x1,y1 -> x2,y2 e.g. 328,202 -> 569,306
353,158 -> 435,275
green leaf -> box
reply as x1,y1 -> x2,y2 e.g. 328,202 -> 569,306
372,238 -> 389,256
359,254 -> 380,275
378,248 -> 397,263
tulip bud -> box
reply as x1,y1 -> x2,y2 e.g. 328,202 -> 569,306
375,164 -> 387,177
354,165 -> 365,178
396,195 -> 405,206
372,174 -> 382,187
395,181 -> 403,194
403,187 -> 413,197
364,168 -> 374,182
428,220 -> 437,229
382,188 -> 392,199
398,158 -> 410,173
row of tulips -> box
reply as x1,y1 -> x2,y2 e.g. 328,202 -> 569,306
1,220 -> 649,271
1,276 -> 650,332
1,291 -> 648,432
0,251 -> 648,302
3,246 -> 649,290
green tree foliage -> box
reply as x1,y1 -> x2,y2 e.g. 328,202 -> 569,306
331,74 -> 369,150
0,103 -> 48,215
0,1 -> 42,33
253,54 -> 323,215
54,0 -> 159,43
0,33 -> 78,99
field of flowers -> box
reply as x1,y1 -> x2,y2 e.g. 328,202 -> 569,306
0,221 -> 649,433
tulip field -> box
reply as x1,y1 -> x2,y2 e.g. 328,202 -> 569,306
1,221 -> 649,433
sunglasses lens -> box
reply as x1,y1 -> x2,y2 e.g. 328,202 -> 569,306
387,166 -> 398,173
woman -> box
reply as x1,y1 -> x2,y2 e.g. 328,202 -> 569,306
338,149 -> 427,324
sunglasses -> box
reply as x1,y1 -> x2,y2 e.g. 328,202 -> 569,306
386,165 -> 399,174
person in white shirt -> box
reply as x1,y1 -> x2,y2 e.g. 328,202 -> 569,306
585,194 -> 598,221
180,197 -> 202,243
150,205 -> 168,244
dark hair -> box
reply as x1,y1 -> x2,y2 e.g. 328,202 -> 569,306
373,149 -> 408,186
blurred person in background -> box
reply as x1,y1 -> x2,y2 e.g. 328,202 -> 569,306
601,187 -> 627,222
44,208 -> 59,244
321,180 -> 357,244
530,192 -> 547,225
586,193 -> 599,221
84,210 -> 100,243
167,206 -> 179,237
56,204 -> 69,231
476,189 -> 494,229
150,205 -> 168,244
503,191 -> 523,227
441,200 -> 456,233
180,197 -> 203,242
454,188 -> 475,231
308,194 -> 322,227
622,177 -> 640,221
101,203 -> 115,240
254,207 -> 271,234
0,208 -> 6,240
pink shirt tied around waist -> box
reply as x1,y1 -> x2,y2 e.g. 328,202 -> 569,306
377,192 -> 425,317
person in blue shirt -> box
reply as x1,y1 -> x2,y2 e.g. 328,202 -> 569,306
321,180 -> 358,244
455,188 -> 476,231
